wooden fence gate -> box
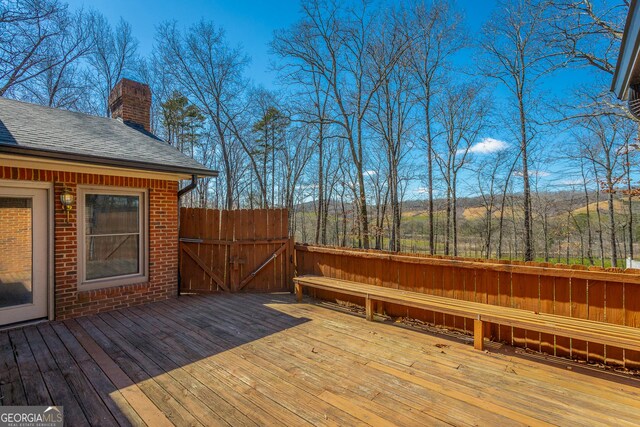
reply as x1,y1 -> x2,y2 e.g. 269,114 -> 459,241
179,208 -> 293,293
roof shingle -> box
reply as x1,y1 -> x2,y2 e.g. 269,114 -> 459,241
0,97 -> 217,177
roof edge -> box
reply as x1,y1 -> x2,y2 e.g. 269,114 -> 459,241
612,0 -> 640,99
0,144 -> 219,178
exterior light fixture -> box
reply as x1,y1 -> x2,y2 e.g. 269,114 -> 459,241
60,186 -> 74,222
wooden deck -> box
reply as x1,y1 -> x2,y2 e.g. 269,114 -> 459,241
1,293 -> 639,426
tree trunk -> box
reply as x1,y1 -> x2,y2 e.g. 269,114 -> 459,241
607,181 -> 618,267
445,186 -> 451,256
315,132 -> 324,245
581,162 -> 595,265
543,211 -> 549,262
425,100 -> 435,255
452,177 -> 458,257
356,167 -> 370,249
594,180 -> 606,268
626,142 -> 634,260
519,95 -> 533,261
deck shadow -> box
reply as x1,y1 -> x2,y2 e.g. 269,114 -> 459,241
0,292 -> 311,426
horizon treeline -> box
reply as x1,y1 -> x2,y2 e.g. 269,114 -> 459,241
1,0 -> 637,266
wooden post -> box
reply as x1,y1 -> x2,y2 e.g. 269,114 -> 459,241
376,300 -> 384,315
295,283 -> 303,302
365,297 -> 374,321
285,238 -> 290,291
474,318 -> 484,351
178,242 -> 183,295
229,242 -> 242,292
292,238 -> 297,278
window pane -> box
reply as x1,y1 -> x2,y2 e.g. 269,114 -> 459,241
86,234 -> 139,280
0,197 -> 33,307
85,194 -> 139,235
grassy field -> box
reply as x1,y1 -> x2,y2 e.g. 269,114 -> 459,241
293,197 -> 637,269
397,238 -> 625,268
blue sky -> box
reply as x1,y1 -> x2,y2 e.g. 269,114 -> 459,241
65,0 -> 494,89
64,0 -> 609,197
62,0 -> 591,128
66,0 -> 303,87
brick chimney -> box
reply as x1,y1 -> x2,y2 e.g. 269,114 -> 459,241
108,78 -> 152,132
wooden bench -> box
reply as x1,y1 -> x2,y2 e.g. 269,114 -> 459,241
293,275 -> 640,352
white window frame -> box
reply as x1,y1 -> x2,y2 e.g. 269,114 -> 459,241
77,186 -> 149,290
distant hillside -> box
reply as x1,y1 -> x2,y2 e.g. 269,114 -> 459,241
295,190 -> 637,221
572,200 -> 627,215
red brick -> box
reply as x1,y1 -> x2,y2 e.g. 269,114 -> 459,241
4,166 -> 178,320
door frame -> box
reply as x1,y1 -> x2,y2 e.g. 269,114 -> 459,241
0,179 -> 54,322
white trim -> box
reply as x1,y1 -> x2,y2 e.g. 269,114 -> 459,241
47,183 -> 54,320
77,185 -> 149,291
0,153 -> 189,181
0,179 -> 53,320
0,181 -> 52,324
0,179 -> 54,189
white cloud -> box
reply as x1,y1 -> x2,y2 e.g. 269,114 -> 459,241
297,183 -> 318,190
558,178 -> 584,186
416,187 -> 429,194
514,170 -> 550,178
466,137 -> 509,155
364,170 -> 378,177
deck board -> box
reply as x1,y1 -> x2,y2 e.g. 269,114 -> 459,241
7,328 -> 52,406
47,321 -> 140,427
21,325 -> 90,425
1,293 -> 639,426
0,331 -> 26,406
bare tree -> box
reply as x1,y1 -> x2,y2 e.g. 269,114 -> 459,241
0,0 -> 71,97
272,0 -> 410,248
404,0 -> 464,255
549,0 -> 627,75
368,13 -> 416,251
496,152 -> 521,259
280,123 -> 314,232
306,70 -> 334,245
620,122 -> 638,260
475,148 -> 513,258
548,1 -> 632,121
579,114 -> 626,267
479,0 -> 557,261
317,135 -> 345,244
578,155 -> 596,264
157,20 -> 249,209
434,83 -> 489,256
16,8 -> 94,108
365,153 -> 389,250
248,89 -> 285,208
86,14 -> 138,116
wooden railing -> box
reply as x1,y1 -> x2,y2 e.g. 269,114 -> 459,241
295,244 -> 640,369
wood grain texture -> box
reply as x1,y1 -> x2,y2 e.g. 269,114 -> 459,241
6,293 -> 640,425
179,208 -> 292,293
294,275 -> 640,351
295,245 -> 640,367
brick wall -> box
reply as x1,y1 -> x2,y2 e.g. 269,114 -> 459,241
0,166 -> 179,320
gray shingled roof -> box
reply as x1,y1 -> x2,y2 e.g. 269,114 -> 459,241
0,97 -> 217,177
